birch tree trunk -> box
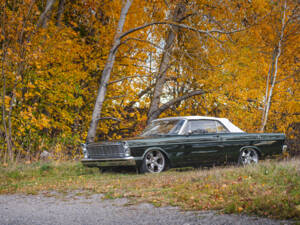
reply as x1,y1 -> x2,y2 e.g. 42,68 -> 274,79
147,3 -> 186,124
260,0 -> 287,132
261,50 -> 276,129
86,1 -> 244,140
37,0 -> 56,28
56,0 -> 65,27
86,0 -> 133,143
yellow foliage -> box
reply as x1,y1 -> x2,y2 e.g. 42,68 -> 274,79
0,0 -> 298,161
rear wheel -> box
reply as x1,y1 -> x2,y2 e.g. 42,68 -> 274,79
141,150 -> 166,173
98,167 -> 107,173
238,148 -> 259,166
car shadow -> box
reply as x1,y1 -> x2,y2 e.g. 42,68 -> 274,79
99,166 -> 139,174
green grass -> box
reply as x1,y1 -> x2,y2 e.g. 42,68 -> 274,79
1,159 -> 300,220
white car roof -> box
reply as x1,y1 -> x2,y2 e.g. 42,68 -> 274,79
154,116 -> 245,133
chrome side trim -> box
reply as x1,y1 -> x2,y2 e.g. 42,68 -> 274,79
191,150 -> 218,154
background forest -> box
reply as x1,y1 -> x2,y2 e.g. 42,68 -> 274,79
0,0 -> 299,162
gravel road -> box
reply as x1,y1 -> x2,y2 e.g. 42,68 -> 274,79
0,193 -> 292,225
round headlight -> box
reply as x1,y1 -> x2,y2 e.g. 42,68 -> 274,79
81,143 -> 88,159
123,142 -> 131,157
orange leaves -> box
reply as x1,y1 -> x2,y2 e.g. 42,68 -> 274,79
0,0 -> 298,160
238,206 -> 244,212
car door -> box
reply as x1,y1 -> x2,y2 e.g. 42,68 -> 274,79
183,120 -> 226,166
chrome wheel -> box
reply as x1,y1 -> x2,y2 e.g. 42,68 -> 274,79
143,150 -> 165,173
239,149 -> 259,165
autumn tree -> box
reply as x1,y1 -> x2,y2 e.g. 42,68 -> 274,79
0,0 -> 125,161
260,0 -> 299,132
87,0 -> 133,143
146,0 -> 258,123
0,0 -> 299,161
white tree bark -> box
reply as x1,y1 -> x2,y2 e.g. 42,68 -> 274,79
37,0 -> 56,28
147,3 -> 186,124
86,1 -> 247,141
260,0 -> 287,132
86,0 -> 133,143
261,50 -> 276,129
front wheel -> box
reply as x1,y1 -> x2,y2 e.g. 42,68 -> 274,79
238,148 -> 259,166
140,150 -> 166,173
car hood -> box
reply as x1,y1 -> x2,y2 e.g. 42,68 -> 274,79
87,135 -> 180,148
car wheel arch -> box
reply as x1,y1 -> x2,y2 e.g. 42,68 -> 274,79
239,146 -> 262,158
142,147 -> 171,167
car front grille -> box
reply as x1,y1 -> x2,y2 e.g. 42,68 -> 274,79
87,142 -> 125,159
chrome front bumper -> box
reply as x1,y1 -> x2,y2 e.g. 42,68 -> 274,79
81,157 -> 137,167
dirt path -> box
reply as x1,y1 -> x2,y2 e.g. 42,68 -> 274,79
0,193 -> 292,225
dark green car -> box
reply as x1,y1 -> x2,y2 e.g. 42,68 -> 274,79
81,116 -> 286,173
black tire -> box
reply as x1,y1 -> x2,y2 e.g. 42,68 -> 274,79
98,167 -> 109,173
140,150 -> 166,173
238,148 -> 259,166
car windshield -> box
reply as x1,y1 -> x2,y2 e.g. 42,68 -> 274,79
140,119 -> 185,137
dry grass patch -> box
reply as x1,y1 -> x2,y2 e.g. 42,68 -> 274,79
1,159 -> 300,220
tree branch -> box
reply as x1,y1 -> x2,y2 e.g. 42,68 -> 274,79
37,0 -> 56,28
121,37 -> 164,51
107,75 -> 151,85
126,85 -> 154,109
119,21 -> 245,40
150,90 -> 206,119
96,117 -> 121,122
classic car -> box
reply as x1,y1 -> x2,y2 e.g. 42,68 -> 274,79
81,116 -> 287,173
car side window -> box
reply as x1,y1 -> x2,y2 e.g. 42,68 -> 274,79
169,120 -> 185,134
215,121 -> 229,133
184,120 -> 217,134
183,120 -> 229,134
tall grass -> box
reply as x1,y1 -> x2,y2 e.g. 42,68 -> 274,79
0,159 -> 300,220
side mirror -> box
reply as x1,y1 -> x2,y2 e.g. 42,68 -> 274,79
188,129 -> 193,135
